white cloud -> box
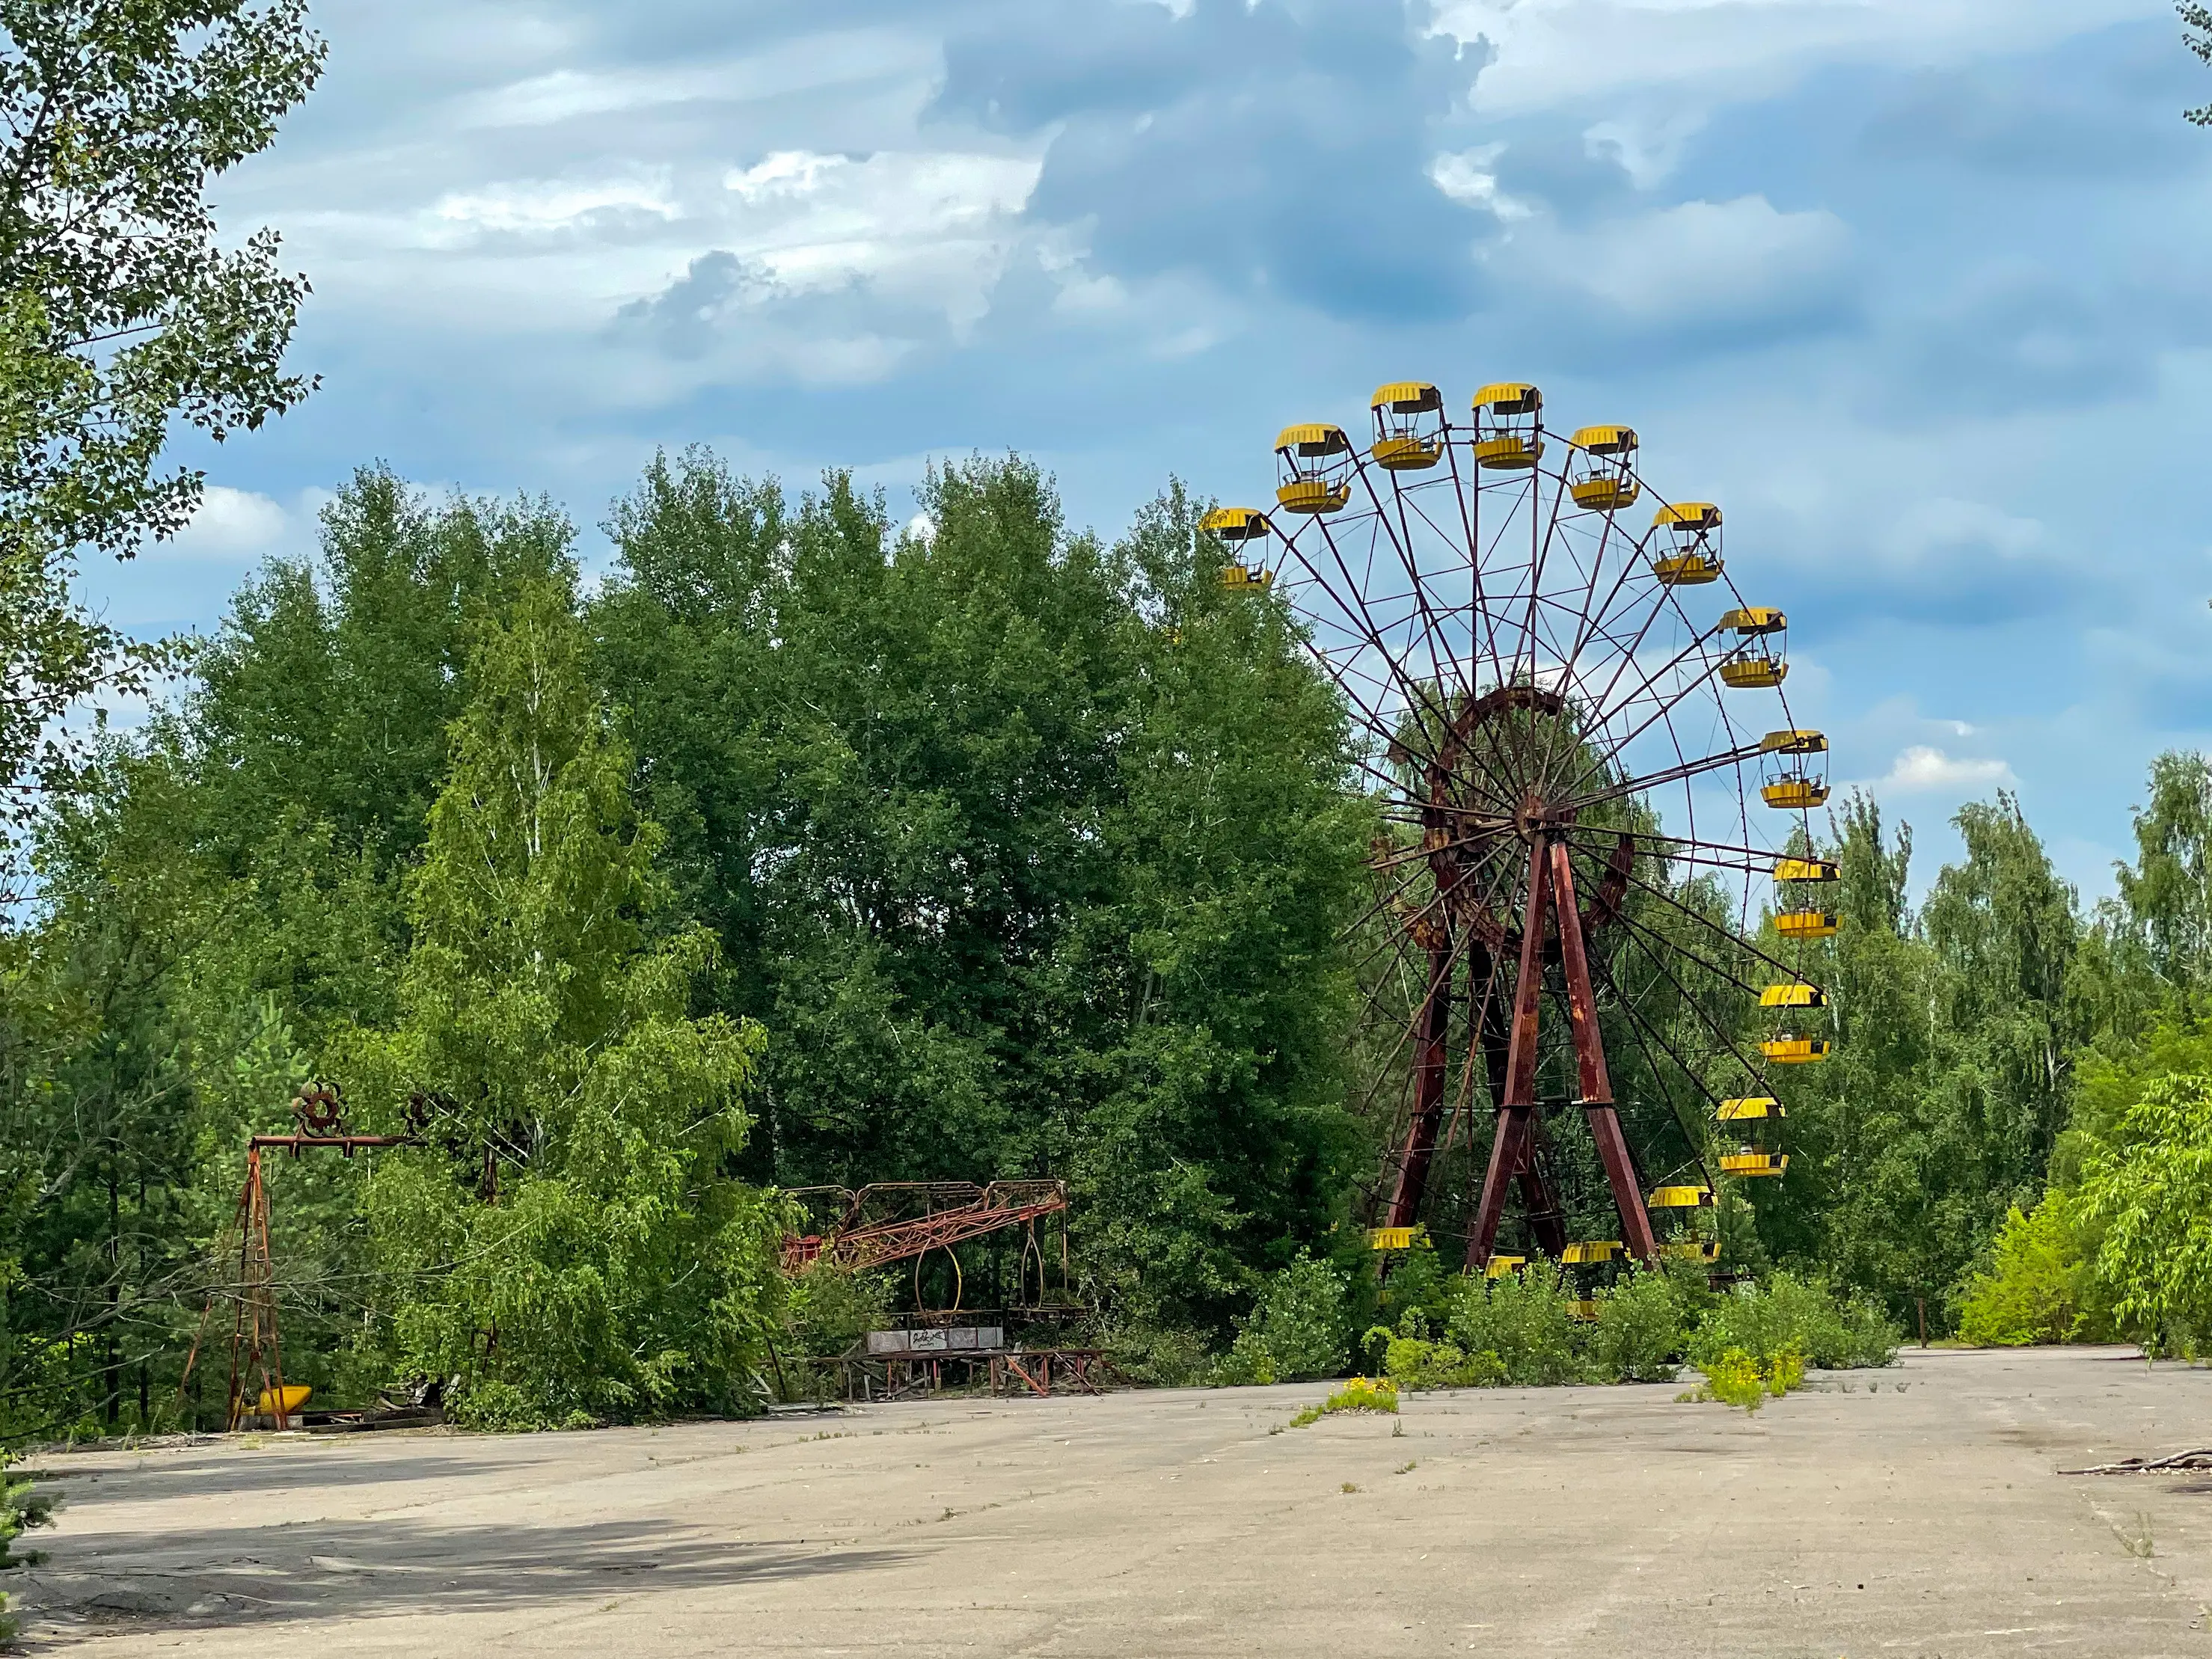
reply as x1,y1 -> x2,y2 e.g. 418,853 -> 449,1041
1434,0 -> 2166,118
1509,194 -> 1851,326
433,176 -> 679,233
1881,497 -> 2044,565
1430,146 -> 1534,219
164,486 -> 290,560
1879,745 -> 2015,793
1583,111 -> 1709,190
716,149 -> 1041,296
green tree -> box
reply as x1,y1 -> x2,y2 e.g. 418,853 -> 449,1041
191,470 -> 576,880
2081,1073 -> 2212,1353
345,578 -> 780,1425
1770,793 -> 2081,1324
1,1 -> 322,874
592,453 -> 1368,1334
2112,750 -> 2212,1001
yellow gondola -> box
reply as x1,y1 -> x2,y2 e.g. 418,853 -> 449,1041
1647,1184 -> 1714,1209
256,1383 -> 311,1417
1275,423 -> 1352,514
1562,1240 -> 1624,1264
1368,1226 -> 1418,1251
1751,986 -> 1822,1013
1759,729 -> 1829,809
1718,1095 -> 1784,1120
1484,1253 -> 1527,1279
1776,909 -> 1839,939
1370,382 -> 1444,471
1569,1298 -> 1600,1321
1773,856 -> 1838,884
1718,607 -> 1787,688
1720,1150 -> 1789,1177
1660,1239 -> 1720,1262
1757,984 -> 1824,1010
1201,505 -> 1277,591
1651,501 -> 1722,585
1471,382 -> 1543,470
1760,1036 -> 1831,1063
1201,506 -> 1271,544
1569,426 -> 1639,510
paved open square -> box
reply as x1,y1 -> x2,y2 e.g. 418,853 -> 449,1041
12,1346 -> 2212,1656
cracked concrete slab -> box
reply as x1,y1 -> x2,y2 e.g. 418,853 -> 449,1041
9,1346 -> 2212,1655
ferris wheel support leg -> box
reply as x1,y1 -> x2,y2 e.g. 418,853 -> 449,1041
1466,842 -> 1552,1270
1386,942 -> 1456,1231
1548,841 -> 1661,1266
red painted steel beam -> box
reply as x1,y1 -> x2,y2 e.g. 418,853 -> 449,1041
1466,840 -> 1550,1269
1549,841 -> 1660,1265
1385,942 -> 1456,1230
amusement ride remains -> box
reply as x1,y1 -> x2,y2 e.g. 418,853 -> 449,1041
1205,381 -> 1837,1281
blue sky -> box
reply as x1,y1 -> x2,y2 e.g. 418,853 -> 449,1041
88,0 -> 2212,901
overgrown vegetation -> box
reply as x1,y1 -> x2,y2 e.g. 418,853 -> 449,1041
1349,1263 -> 1894,1393
1289,1375 -> 1397,1426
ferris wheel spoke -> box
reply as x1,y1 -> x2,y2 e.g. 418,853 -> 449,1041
1571,822 -> 1799,868
1349,454 -> 1471,708
1528,497 -> 1644,790
1599,890 -> 1769,1001
1551,624 -> 1739,805
1436,432 -> 1511,684
1605,913 -> 1772,1102
1566,737 -> 1765,815
1595,856 -> 1815,988
1290,523 -> 1525,806
1584,978 -> 1707,1196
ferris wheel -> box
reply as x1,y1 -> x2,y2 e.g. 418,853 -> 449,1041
1204,380 -> 1839,1271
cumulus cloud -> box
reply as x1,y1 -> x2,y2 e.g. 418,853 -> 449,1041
1523,194 -> 1851,327
933,0 -> 1499,320
1436,0 -> 2156,117
164,487 -> 292,559
1879,746 -> 2016,793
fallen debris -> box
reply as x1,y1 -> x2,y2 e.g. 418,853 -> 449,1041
2059,1447 -> 2212,1475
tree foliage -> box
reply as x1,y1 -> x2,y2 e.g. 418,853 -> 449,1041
2080,1074 -> 2212,1355
592,452 -> 1368,1334
340,580 -> 781,1426
0,1 -> 321,877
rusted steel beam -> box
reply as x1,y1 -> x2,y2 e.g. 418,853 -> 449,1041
782,1180 -> 1068,1274
1385,942 -> 1456,1230
1467,842 -> 1551,1269
1551,841 -> 1659,1265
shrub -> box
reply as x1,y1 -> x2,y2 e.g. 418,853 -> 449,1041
447,1378 -> 554,1432
1685,1349 -> 1767,1411
1586,1267 -> 1687,1383
1290,1375 -> 1398,1426
1363,1311 -> 1506,1390
1953,1195 -> 2108,1346
1442,1264 -> 1587,1385
1102,1322 -> 1216,1387
1214,1252 -> 1351,1384
2081,1073 -> 2212,1357
1375,1236 -> 1453,1331
784,1262 -> 894,1358
1691,1273 -> 1897,1372
1681,1343 -> 1803,1411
